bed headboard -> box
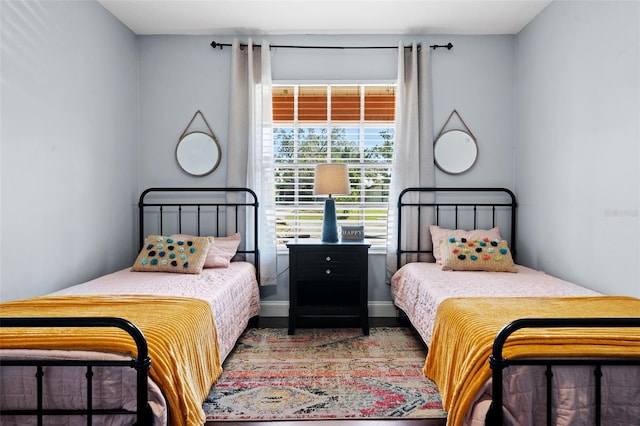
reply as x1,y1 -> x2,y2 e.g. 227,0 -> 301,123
396,187 -> 517,270
138,187 -> 259,279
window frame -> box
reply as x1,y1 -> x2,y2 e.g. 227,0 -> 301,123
272,80 -> 396,253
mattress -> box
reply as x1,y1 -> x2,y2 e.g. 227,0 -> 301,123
391,262 -> 600,346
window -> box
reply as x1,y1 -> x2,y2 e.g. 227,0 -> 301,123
272,83 -> 395,250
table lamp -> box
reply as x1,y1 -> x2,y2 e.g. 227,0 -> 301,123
314,163 -> 350,243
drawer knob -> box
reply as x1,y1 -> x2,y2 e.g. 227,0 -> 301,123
325,269 -> 331,275
326,256 -> 331,261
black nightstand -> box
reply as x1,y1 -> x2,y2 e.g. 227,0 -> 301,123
287,240 -> 370,335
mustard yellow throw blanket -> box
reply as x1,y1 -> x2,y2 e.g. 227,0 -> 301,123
0,295 -> 222,426
424,296 -> 640,426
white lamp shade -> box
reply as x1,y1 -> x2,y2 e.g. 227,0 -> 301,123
314,163 -> 350,196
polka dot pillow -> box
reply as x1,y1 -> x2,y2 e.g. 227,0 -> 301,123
439,237 -> 517,273
132,235 -> 211,274
429,225 -> 502,264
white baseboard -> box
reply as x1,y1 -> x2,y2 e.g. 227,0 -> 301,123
368,301 -> 398,317
259,301 -> 397,318
259,301 -> 288,317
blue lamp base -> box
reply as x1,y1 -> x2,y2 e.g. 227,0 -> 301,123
321,198 -> 339,243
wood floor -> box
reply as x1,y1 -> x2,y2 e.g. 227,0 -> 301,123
205,317 -> 446,426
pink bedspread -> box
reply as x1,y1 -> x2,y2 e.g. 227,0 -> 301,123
51,262 -> 260,360
391,263 -> 600,347
390,263 -> 640,426
2,262 -> 259,425
468,365 -> 640,426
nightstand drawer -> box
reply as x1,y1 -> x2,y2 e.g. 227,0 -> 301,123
297,263 -> 358,280
300,250 -> 359,265
296,250 -> 359,280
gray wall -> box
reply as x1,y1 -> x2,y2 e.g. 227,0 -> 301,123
136,34 -> 516,305
515,0 -> 640,297
0,0 -> 139,301
1,0 -> 638,304
137,36 -> 230,188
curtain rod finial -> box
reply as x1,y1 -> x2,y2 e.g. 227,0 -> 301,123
210,41 -> 223,49
431,42 -> 454,50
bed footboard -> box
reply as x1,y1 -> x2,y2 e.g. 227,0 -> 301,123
0,317 -> 152,425
487,317 -> 640,426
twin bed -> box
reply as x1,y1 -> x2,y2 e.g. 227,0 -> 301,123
2,186 -> 639,426
391,187 -> 640,425
0,187 -> 261,425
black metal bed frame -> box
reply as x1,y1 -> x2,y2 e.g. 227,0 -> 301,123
395,187 -> 640,426
487,318 -> 640,426
396,187 -> 517,270
0,317 -> 151,425
1,187 -> 259,425
138,187 -> 260,283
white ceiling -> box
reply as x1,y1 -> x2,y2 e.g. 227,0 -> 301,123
97,0 -> 553,36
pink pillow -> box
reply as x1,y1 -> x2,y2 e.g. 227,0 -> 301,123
205,233 -> 241,268
170,233 -> 241,268
429,225 -> 502,264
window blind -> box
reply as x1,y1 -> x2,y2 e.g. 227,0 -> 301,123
273,84 -> 395,249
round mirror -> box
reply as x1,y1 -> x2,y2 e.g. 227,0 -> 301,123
434,129 -> 478,175
176,131 -> 221,176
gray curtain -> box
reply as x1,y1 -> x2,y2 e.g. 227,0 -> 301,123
385,41 -> 435,283
227,39 -> 278,286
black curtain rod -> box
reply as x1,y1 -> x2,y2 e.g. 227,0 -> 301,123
210,41 -> 453,51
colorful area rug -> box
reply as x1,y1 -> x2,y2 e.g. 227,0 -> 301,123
204,327 -> 447,421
